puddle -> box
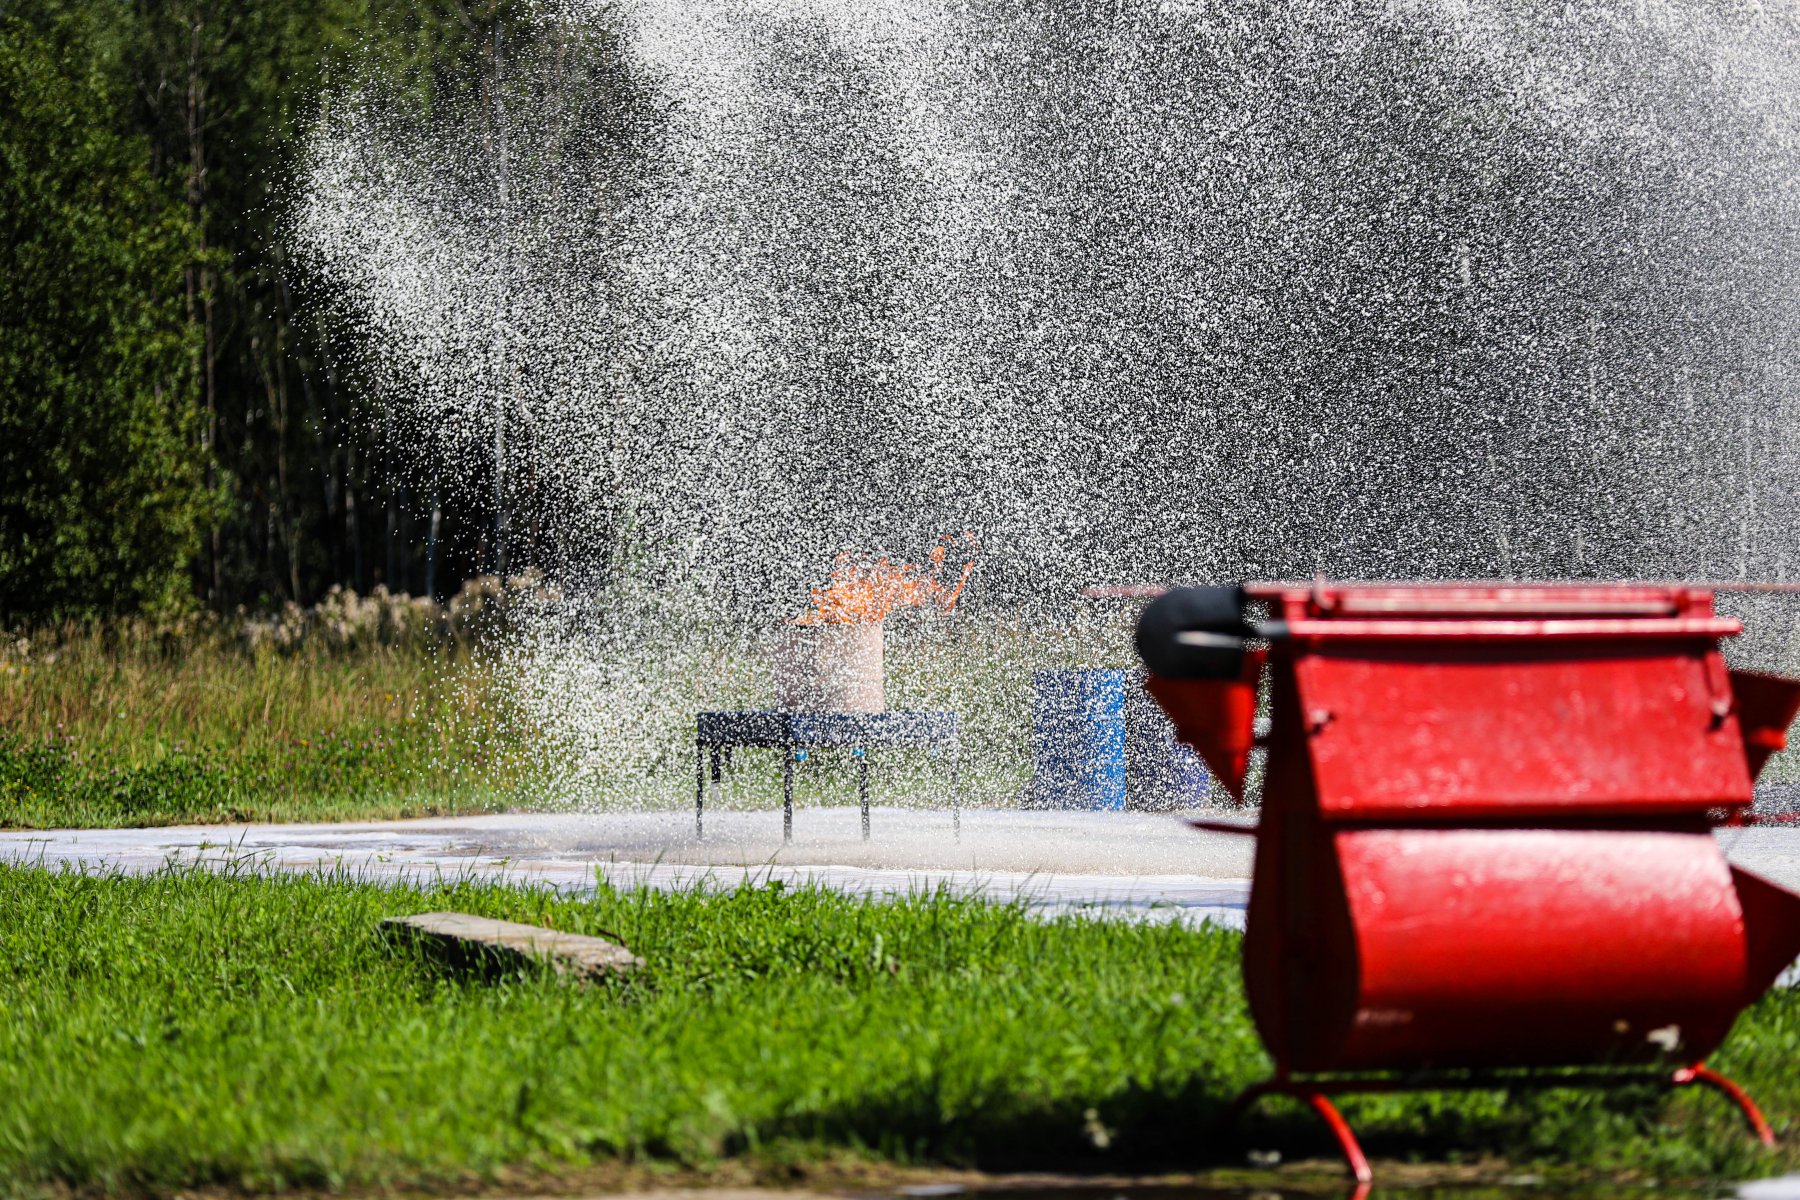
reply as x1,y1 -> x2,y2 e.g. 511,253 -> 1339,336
880,1179 -> 1800,1200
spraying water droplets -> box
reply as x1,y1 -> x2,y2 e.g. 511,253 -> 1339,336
291,0 -> 1800,809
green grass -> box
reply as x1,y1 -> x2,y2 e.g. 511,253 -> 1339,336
0,625 -> 526,828
0,865 -> 1797,1197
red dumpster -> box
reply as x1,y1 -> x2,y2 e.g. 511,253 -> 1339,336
1135,582 -> 1800,1185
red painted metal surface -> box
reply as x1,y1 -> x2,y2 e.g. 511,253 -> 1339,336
1261,825 -> 1748,1070
1143,649 -> 1262,797
1141,582 -> 1800,1177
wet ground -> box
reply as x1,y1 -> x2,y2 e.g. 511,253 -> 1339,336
906,1183 -> 1800,1200
410,1176 -> 1800,1200
0,808 -> 1258,925
4,809 -> 1800,932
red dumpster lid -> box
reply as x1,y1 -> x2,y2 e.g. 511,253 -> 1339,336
1128,581 -> 1780,820
1086,580 -> 1742,637
1247,581 -> 1716,617
1258,584 -> 1752,818
1249,582 -> 1741,642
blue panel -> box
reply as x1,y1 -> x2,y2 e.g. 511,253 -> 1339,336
1030,669 -> 1127,810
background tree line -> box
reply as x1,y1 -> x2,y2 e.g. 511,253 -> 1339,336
0,0 -> 547,621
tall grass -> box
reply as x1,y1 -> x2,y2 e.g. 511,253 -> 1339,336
0,864 -> 1794,1196
0,619 -> 529,828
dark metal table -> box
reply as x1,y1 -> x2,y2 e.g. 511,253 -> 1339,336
695,710 -> 959,841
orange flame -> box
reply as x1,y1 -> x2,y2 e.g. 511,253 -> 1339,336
793,533 -> 978,625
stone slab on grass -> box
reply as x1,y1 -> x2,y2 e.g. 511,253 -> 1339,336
383,911 -> 642,981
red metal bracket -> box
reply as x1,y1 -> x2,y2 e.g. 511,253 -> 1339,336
1672,1062 -> 1776,1144
1229,1062 -> 1774,1184
1230,1078 -> 1372,1186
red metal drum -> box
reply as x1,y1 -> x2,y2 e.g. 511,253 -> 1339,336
1139,582 -> 1800,1183
1250,824 -> 1752,1071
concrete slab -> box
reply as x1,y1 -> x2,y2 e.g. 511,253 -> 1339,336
382,911 -> 642,980
0,808 -> 1258,928
1715,823 -> 1800,893
6,808 -> 1800,938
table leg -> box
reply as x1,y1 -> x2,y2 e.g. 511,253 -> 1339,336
694,739 -> 705,841
858,750 -> 870,841
950,743 -> 961,841
783,747 -> 794,842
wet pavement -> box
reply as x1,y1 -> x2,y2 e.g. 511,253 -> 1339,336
0,808 -> 1260,925
456,1176 -> 1800,1200
946,1183 -> 1800,1200
5,808 -> 1800,932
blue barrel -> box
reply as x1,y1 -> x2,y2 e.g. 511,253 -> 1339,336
1029,669 -> 1127,810
1125,671 -> 1212,810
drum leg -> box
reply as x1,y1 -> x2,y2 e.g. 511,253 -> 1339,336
783,749 -> 795,842
1674,1062 -> 1776,1146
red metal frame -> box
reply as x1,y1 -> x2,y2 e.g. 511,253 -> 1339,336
1137,581 -> 1800,1183
1230,1077 -> 1372,1186
1672,1063 -> 1777,1145
1231,1061 -> 1775,1182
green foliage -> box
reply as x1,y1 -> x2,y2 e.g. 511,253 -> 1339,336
0,866 -> 1794,1196
3,0 -> 564,616
0,21 -> 212,620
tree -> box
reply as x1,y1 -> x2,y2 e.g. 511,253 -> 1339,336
0,20 -> 213,619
